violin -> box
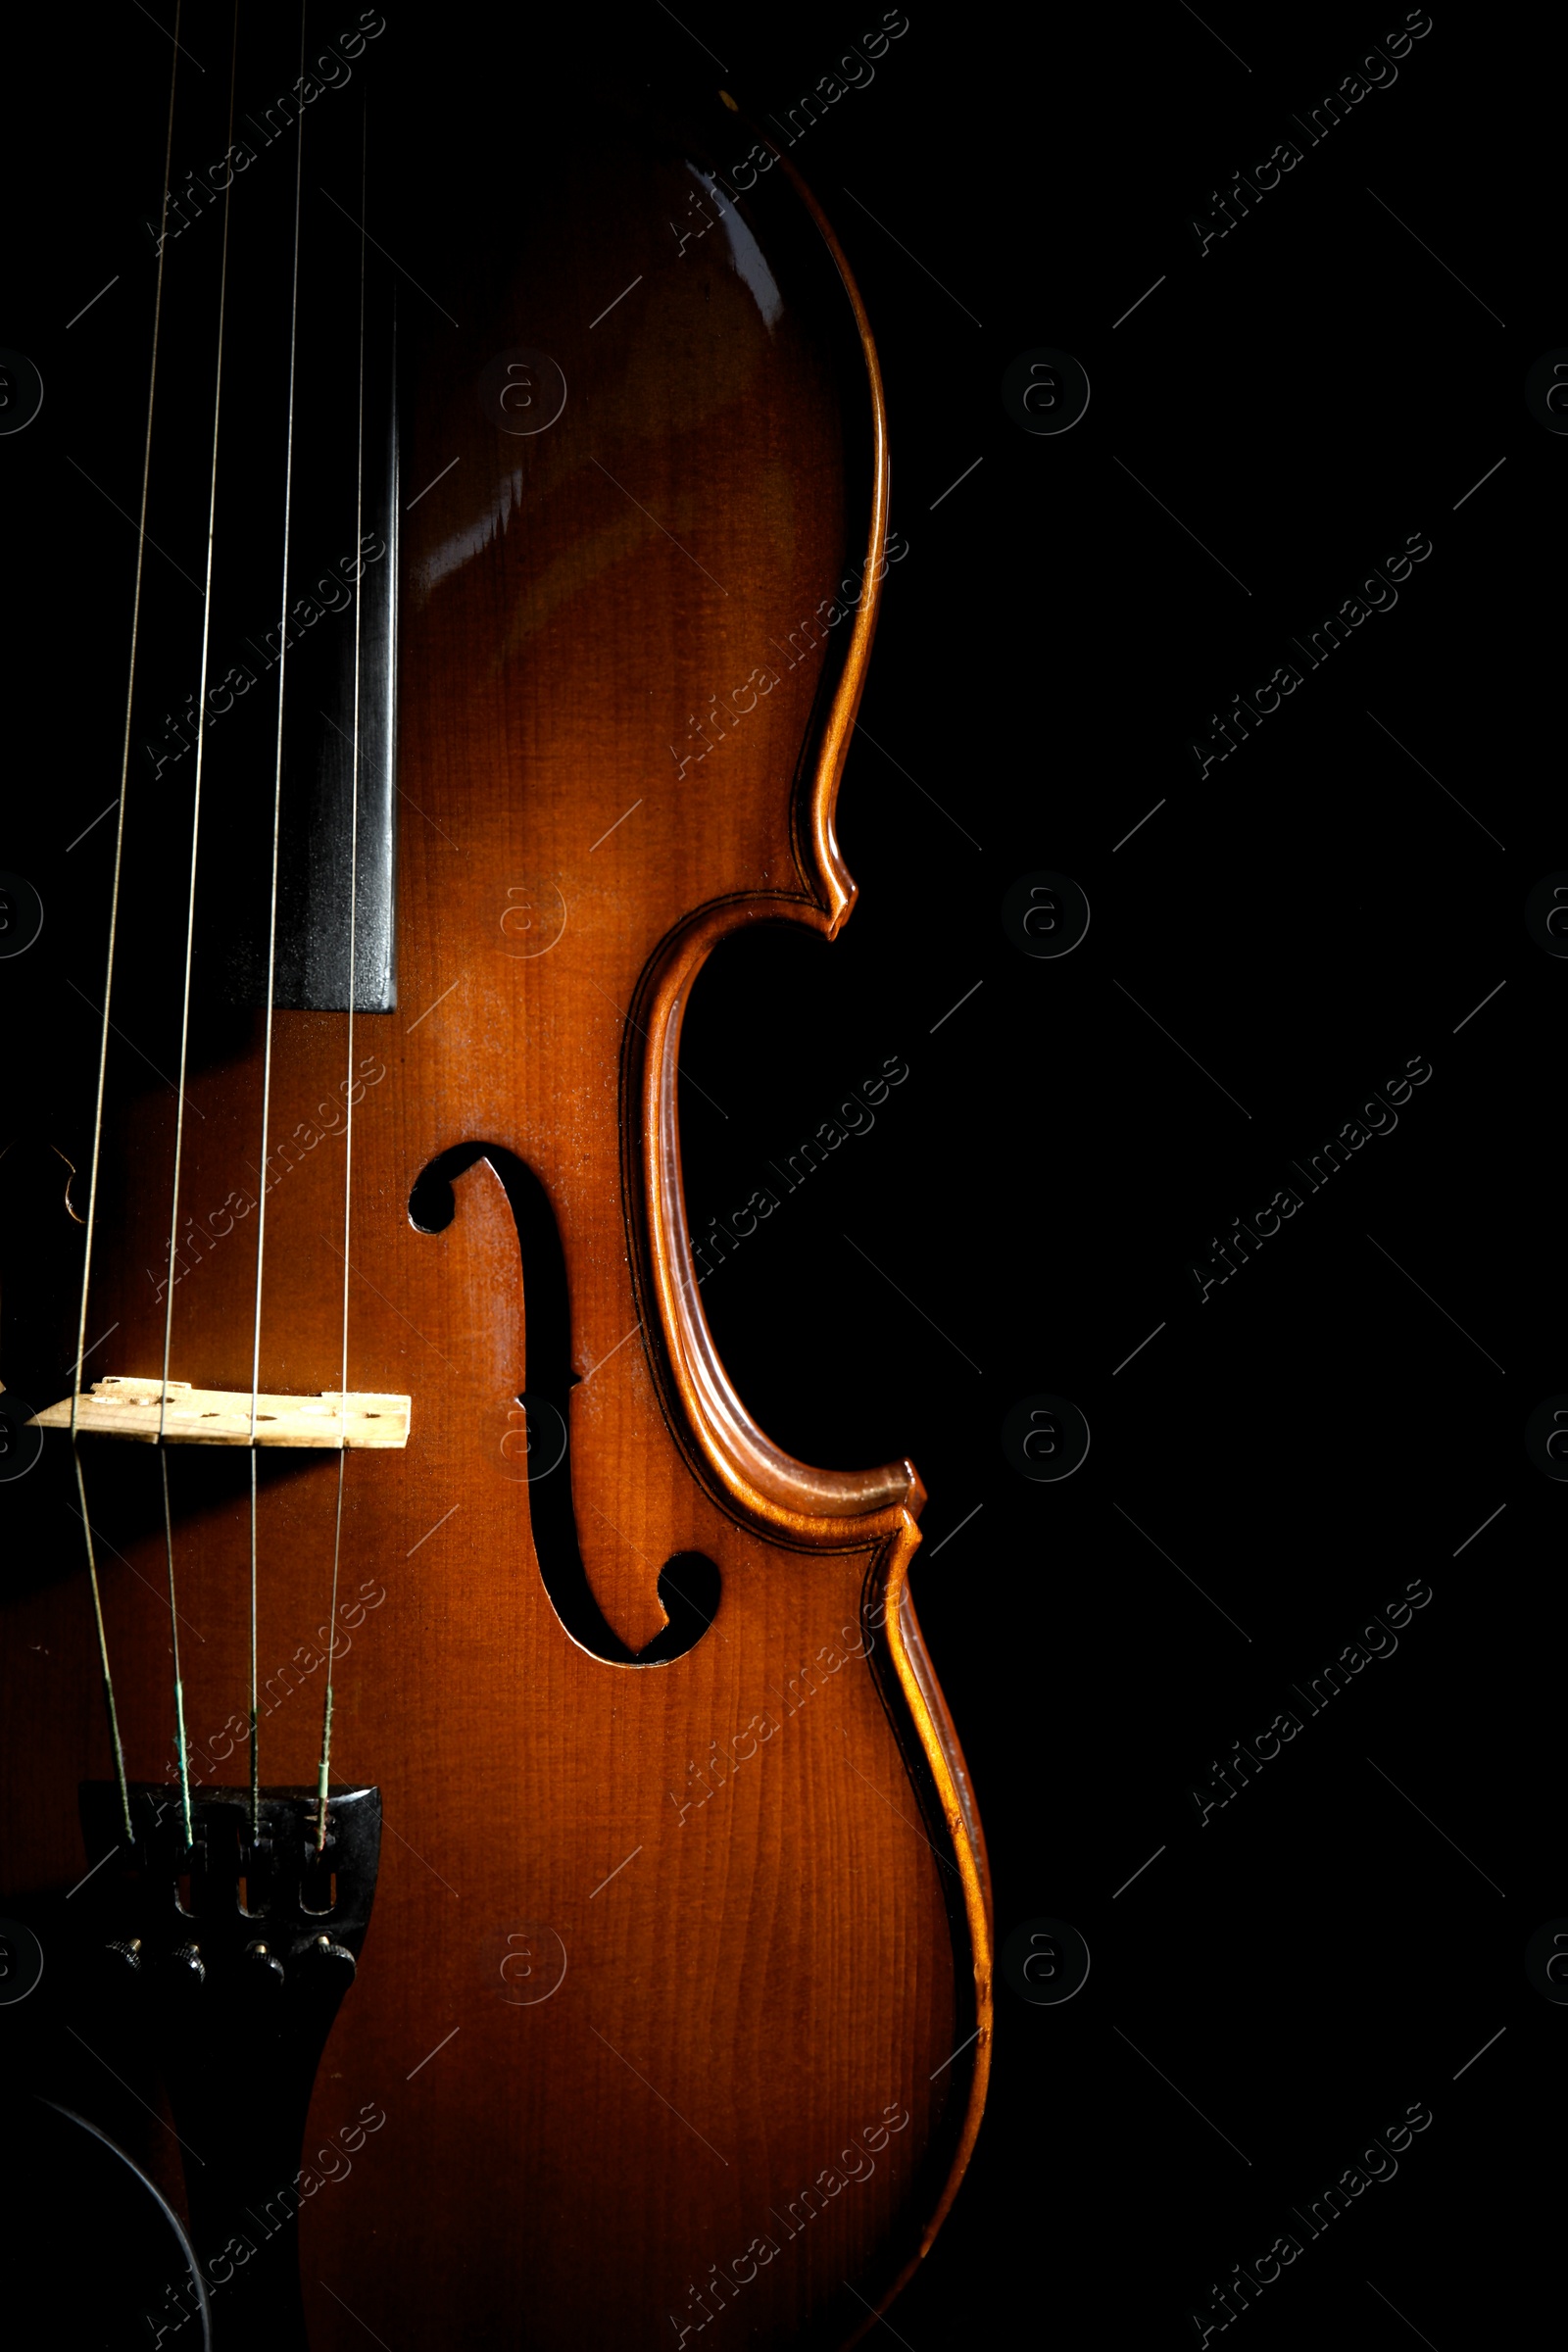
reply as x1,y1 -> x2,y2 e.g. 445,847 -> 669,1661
0,14 -> 989,2346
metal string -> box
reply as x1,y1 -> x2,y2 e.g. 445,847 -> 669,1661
247,2 -> 313,1829
159,0 -> 241,1852
246,1448 -> 256,1835
159,1451 -> 194,1848
73,1451 -> 132,1846
316,103 -> 370,1853
68,3 -> 187,1848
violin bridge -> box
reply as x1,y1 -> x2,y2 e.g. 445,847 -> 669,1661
28,1376 -> 412,1448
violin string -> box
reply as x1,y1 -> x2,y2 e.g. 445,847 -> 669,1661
250,1447 -> 260,1836
73,1452 -> 132,1847
160,1449 -> 193,1848
248,1 -> 312,1819
317,100 -> 369,1853
68,1 -> 186,1849
159,2 -> 241,1848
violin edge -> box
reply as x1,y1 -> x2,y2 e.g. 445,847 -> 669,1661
632,905 -> 925,1542
851,1520 -> 994,2346
623,146 -> 994,2331
623,143 -> 914,1545
767,135 -> 891,945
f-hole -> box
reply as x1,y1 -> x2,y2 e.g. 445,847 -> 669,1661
410,1143 -> 720,1665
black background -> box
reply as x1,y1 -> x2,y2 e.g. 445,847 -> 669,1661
1,1 -> 1555,2344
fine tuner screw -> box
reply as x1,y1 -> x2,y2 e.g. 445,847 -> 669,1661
244,1938 -> 286,1987
300,1932 -> 357,1983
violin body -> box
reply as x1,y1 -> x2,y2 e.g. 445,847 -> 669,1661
0,47 -> 988,2351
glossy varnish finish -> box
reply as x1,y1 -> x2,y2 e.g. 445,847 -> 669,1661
1,93 -> 989,2349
